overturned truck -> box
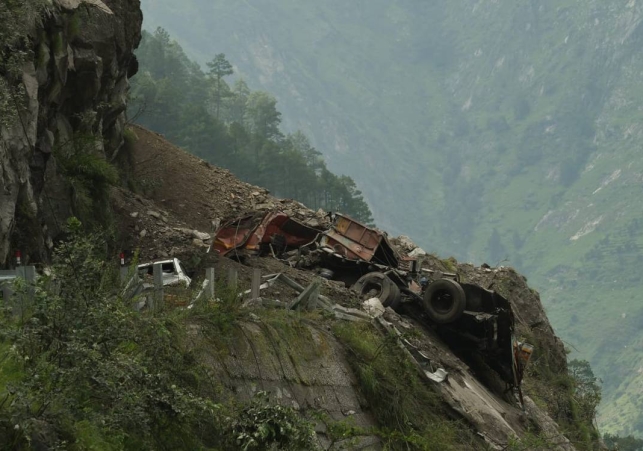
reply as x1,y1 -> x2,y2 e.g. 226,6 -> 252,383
212,211 -> 531,389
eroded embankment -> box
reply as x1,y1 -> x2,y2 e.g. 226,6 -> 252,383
187,298 -> 580,451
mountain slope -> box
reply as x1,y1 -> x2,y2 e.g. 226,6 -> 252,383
115,125 -> 594,450
0,1 -> 603,448
140,0 -> 643,434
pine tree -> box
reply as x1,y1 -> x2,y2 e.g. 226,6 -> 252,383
206,53 -> 234,120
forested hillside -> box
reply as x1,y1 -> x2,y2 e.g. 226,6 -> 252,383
141,0 -> 643,435
128,29 -> 373,224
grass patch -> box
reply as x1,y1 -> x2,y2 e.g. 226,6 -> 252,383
123,127 -> 138,145
333,322 -> 482,450
441,257 -> 458,272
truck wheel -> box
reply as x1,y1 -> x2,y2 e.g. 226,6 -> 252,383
422,279 -> 466,324
352,272 -> 401,310
388,282 -> 401,310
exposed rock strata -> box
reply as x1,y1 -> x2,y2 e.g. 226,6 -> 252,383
0,0 -> 142,265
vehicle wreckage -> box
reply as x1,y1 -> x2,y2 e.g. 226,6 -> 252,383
211,210 -> 533,389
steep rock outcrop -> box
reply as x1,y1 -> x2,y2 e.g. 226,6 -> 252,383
0,0 -> 142,266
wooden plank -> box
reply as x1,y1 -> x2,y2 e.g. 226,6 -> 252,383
262,299 -> 286,308
289,280 -> 320,310
334,311 -> 367,322
333,304 -> 372,320
277,274 -> 334,306
305,282 -> 320,311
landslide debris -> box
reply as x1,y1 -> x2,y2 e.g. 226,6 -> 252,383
124,124 -> 331,233
112,124 -> 593,450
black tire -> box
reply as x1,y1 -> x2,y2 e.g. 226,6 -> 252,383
352,272 -> 401,309
387,282 -> 401,310
422,278 -> 466,324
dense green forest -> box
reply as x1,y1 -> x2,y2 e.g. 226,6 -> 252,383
128,28 -> 373,224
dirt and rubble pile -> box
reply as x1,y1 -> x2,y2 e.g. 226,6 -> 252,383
112,127 -> 353,302
111,188 -> 212,261
124,125 -> 331,233
110,125 -> 593,449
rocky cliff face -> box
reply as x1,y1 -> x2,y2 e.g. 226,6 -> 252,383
0,0 -> 142,266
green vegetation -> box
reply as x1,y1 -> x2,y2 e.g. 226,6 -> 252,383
603,433 -> 643,451
0,218 -> 606,450
54,133 -> 120,229
333,321 -> 482,450
67,12 -> 81,39
0,0 -> 44,127
141,0 -> 643,434
128,28 -> 374,224
113,128 -> 141,194
226,391 -> 316,450
0,219 -> 319,450
517,321 -> 601,450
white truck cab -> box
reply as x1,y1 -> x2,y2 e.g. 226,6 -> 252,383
137,258 -> 191,288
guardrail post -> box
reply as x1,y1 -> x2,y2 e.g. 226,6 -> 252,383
251,268 -> 261,301
23,266 -> 36,284
120,266 -> 129,284
227,267 -> 238,290
206,268 -> 215,300
1,284 -> 13,302
23,266 -> 36,303
153,263 -> 164,311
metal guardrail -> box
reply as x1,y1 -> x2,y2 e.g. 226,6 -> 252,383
0,266 -> 37,301
2,264 -> 367,323
120,265 -> 219,311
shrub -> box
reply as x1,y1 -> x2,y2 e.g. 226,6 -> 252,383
0,219 -> 222,449
0,219 -> 330,449
54,133 -> 119,227
225,391 -> 317,450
